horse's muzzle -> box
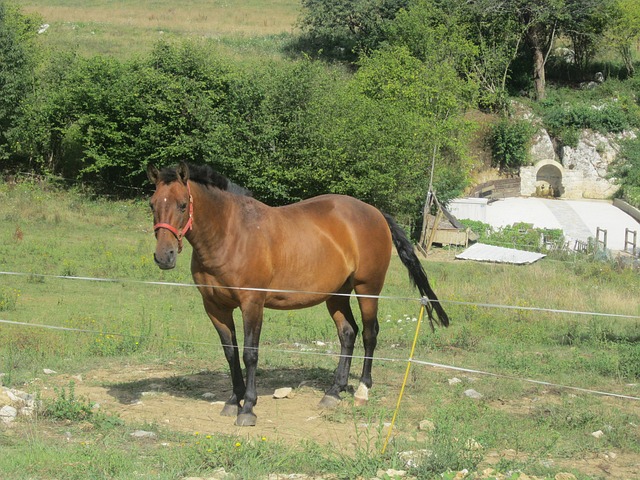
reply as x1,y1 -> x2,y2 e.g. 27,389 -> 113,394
154,249 -> 177,270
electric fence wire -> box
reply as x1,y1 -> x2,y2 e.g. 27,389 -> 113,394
1,270 -> 639,402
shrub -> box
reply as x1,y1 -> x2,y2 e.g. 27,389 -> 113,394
40,381 -> 94,421
489,118 -> 535,172
459,220 -> 564,253
610,137 -> 640,209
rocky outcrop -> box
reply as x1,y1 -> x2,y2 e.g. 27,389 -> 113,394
507,99 -> 636,200
522,126 -> 636,200
560,130 -> 636,198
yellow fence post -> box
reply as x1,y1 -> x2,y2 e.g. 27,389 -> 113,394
381,297 -> 428,454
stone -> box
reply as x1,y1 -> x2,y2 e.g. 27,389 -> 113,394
0,390 -> 12,405
448,377 -> 462,385
418,419 -> 435,431
0,405 -> 18,423
453,469 -> 468,480
463,389 -> 483,399
591,430 -> 604,438
43,369 -> 57,375
465,438 -> 483,450
520,119 -> 637,200
273,387 -> 294,399
398,449 -> 433,468
555,473 -> 577,480
376,469 -> 407,478
530,128 -> 556,163
130,430 -> 156,439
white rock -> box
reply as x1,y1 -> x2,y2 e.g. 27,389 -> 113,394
398,449 -> 433,468
43,369 -> 57,375
463,389 -> 483,399
592,430 -> 604,438
130,430 -> 156,438
376,469 -> 407,478
418,419 -> 435,431
202,392 -> 216,400
0,405 -> 18,423
448,377 -> 462,385
273,387 -> 294,399
530,128 -> 556,162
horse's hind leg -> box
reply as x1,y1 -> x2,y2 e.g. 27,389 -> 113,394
319,294 -> 358,408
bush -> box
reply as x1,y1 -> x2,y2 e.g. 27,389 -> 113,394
610,137 -> 640,209
40,381 -> 95,421
459,220 -> 564,253
0,2 -> 40,162
489,118 -> 535,172
537,83 -> 640,147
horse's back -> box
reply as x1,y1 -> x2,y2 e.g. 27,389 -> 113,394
270,194 -> 392,292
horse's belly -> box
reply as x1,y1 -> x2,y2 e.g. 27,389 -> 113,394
264,291 -> 332,310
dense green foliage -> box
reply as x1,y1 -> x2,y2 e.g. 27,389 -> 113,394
0,2 -> 39,160
2,0 -> 640,220
488,118 -> 536,172
535,81 -> 640,147
611,136 -> 640,207
458,219 -> 565,253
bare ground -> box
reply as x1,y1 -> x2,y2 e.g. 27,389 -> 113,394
23,361 -> 640,479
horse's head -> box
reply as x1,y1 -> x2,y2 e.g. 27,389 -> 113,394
147,162 -> 193,270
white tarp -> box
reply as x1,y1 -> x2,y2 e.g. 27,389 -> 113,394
455,243 -> 546,265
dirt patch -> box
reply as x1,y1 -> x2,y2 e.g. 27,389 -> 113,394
44,362 -> 383,447
27,362 -> 640,478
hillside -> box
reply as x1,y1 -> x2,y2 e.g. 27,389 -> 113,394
14,0 -> 301,58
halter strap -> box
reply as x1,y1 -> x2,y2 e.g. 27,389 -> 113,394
153,182 -> 193,253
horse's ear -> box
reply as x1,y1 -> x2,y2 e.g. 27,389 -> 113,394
147,164 -> 160,184
176,162 -> 190,185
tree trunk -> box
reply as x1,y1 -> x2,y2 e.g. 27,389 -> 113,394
620,44 -> 635,77
532,45 -> 546,100
527,25 -> 547,101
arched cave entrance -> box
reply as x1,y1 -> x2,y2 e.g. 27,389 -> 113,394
535,163 -> 563,198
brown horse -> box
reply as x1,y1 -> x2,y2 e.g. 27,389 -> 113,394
147,162 -> 448,426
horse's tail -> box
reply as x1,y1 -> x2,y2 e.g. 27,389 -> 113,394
384,213 -> 449,328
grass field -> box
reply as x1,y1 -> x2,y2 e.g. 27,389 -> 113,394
0,180 -> 639,479
14,0 -> 301,59
2,2 -> 640,478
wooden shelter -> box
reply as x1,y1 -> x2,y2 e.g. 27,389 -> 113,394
417,192 -> 478,256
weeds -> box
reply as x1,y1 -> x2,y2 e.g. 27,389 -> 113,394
0,287 -> 20,311
40,381 -> 95,421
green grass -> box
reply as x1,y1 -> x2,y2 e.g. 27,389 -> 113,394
1,180 -> 639,479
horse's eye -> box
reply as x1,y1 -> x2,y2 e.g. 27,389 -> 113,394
179,202 -> 187,212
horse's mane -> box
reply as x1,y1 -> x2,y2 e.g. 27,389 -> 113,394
158,163 -> 252,196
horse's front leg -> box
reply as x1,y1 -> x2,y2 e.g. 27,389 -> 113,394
236,302 -> 264,426
203,300 -> 244,417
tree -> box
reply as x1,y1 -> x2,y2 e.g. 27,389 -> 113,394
562,0 -> 616,72
297,0 -> 408,57
0,1 -> 40,161
488,0 -> 566,100
355,44 -> 475,209
606,0 -> 640,76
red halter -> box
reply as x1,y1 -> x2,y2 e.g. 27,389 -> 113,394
153,182 -> 193,253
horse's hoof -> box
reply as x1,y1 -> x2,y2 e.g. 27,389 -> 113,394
235,413 -> 257,426
220,403 -> 239,417
354,382 -> 369,406
318,394 -> 341,409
